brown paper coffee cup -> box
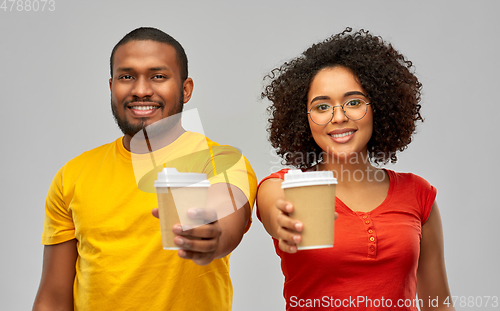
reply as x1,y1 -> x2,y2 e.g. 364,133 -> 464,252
155,168 -> 210,250
282,170 -> 337,250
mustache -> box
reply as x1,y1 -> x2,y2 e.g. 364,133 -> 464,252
124,98 -> 164,107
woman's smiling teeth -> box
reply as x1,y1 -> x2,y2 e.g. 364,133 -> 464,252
330,131 -> 355,138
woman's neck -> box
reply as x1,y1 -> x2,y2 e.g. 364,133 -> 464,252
316,152 -> 382,187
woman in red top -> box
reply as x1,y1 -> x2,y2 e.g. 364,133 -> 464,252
257,28 -> 454,310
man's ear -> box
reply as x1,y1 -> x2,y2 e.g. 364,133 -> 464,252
182,78 -> 194,103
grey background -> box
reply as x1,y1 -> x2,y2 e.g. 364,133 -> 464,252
1,0 -> 499,310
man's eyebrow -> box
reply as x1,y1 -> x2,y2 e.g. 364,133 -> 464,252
149,66 -> 172,72
116,67 -> 134,72
115,66 -> 172,72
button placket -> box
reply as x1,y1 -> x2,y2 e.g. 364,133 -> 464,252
358,213 -> 377,258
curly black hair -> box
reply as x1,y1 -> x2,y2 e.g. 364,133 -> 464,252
262,27 -> 423,169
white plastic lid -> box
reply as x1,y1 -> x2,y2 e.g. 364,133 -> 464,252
281,169 -> 337,189
154,167 -> 210,188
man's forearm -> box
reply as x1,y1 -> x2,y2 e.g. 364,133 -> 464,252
214,202 -> 250,259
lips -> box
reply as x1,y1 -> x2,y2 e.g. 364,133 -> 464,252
328,128 -> 356,143
330,131 -> 355,138
127,102 -> 161,117
125,100 -> 162,117
129,105 -> 158,110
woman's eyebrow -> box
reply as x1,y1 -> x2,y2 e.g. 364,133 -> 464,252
310,96 -> 330,104
344,91 -> 367,97
310,91 -> 367,104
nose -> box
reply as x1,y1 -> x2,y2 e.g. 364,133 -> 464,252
330,105 -> 348,124
132,77 -> 153,98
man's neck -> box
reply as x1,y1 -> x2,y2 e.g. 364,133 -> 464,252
122,122 -> 186,153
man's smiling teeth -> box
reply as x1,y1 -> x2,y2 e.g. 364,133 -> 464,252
130,106 -> 158,110
330,131 -> 354,138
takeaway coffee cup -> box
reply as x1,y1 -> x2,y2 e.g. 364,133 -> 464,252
154,167 -> 210,250
281,169 -> 337,250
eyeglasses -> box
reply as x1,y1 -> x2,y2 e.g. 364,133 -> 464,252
307,98 -> 371,125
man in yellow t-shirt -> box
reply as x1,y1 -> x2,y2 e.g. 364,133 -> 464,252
32,27 -> 257,311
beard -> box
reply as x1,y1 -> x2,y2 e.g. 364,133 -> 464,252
111,94 -> 184,137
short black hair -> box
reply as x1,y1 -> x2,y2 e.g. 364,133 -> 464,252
110,27 -> 188,81
262,28 -> 423,168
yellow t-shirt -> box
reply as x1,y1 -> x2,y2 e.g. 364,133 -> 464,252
42,131 -> 257,311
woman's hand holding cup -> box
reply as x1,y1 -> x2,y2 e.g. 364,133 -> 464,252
274,198 -> 339,254
275,199 -> 304,253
